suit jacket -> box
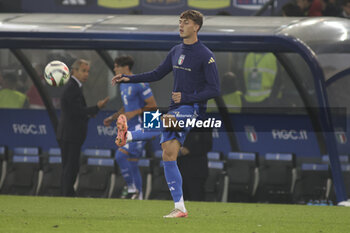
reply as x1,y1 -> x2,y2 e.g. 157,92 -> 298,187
56,77 -> 99,144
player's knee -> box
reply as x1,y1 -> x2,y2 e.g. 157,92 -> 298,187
115,148 -> 129,161
161,141 -> 180,161
162,148 -> 172,161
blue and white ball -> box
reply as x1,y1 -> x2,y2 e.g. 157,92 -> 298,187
44,60 -> 70,87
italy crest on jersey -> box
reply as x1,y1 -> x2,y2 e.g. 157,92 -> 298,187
178,54 -> 185,65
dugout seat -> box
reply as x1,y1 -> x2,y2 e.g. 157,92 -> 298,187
296,156 -> 322,167
204,152 -> 227,202
149,150 -> 171,200
328,164 -> 350,203
226,152 -> 259,202
76,149 -> 116,198
293,163 -> 331,204
256,153 -> 296,203
340,164 -> 350,197
0,146 -> 8,190
322,154 -> 350,203
38,148 -> 62,196
322,155 -> 349,164
207,151 -> 223,161
1,147 -> 42,195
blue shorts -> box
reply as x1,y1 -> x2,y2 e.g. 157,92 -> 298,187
160,104 -> 198,146
121,141 -> 146,158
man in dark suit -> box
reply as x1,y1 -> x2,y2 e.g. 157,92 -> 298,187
177,127 -> 212,201
57,59 -> 109,197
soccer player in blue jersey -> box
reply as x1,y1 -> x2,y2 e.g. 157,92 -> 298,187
104,55 -> 157,200
112,10 -> 220,218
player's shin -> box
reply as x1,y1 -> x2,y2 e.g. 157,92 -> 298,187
163,161 -> 187,213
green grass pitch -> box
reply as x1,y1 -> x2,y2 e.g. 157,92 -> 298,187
0,195 -> 349,233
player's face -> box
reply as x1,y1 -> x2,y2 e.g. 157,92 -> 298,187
179,18 -> 198,39
114,63 -> 129,75
74,63 -> 90,83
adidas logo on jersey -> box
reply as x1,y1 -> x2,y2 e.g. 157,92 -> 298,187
208,57 -> 215,64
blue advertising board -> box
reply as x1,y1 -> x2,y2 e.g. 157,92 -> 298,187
0,109 -> 118,151
232,114 -> 321,157
0,109 -> 59,150
1,109 -> 349,156
209,113 -> 350,157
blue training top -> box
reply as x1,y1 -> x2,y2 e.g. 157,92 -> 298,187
125,40 -> 220,118
120,82 -> 153,129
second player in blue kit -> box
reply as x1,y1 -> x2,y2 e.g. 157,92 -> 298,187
104,55 -> 157,200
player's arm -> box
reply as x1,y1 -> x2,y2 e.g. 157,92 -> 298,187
124,95 -> 157,120
66,88 -> 108,117
124,84 -> 158,120
103,107 -> 125,126
142,95 -> 158,112
112,49 -> 173,85
175,55 -> 220,104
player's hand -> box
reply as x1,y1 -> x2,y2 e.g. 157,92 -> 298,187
111,74 -> 130,86
97,96 -> 109,109
103,116 -> 114,126
172,92 -> 181,103
180,147 -> 190,156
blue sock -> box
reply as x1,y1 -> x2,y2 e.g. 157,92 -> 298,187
115,150 -> 135,191
163,161 -> 183,203
131,129 -> 161,141
129,161 -> 142,193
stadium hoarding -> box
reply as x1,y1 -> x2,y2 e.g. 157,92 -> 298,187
2,109 -> 349,158
21,0 -> 289,15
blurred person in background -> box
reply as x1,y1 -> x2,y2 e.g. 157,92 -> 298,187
282,2 -> 304,16
57,59 -> 109,197
207,71 -> 242,113
321,0 -> 341,16
339,0 -> 350,18
242,53 -> 281,108
0,71 -> 29,108
26,64 -> 45,109
177,127 -> 212,201
103,55 -> 157,200
297,0 -> 323,16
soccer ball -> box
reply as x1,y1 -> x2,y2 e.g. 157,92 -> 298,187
44,60 -> 70,87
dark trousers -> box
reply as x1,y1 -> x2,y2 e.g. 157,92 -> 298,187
182,176 -> 207,201
59,140 -> 82,197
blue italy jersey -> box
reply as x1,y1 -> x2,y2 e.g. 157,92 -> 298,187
120,82 -> 153,129
126,40 -> 220,118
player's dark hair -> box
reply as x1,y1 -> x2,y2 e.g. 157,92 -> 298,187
114,55 -> 135,71
180,10 -> 204,32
